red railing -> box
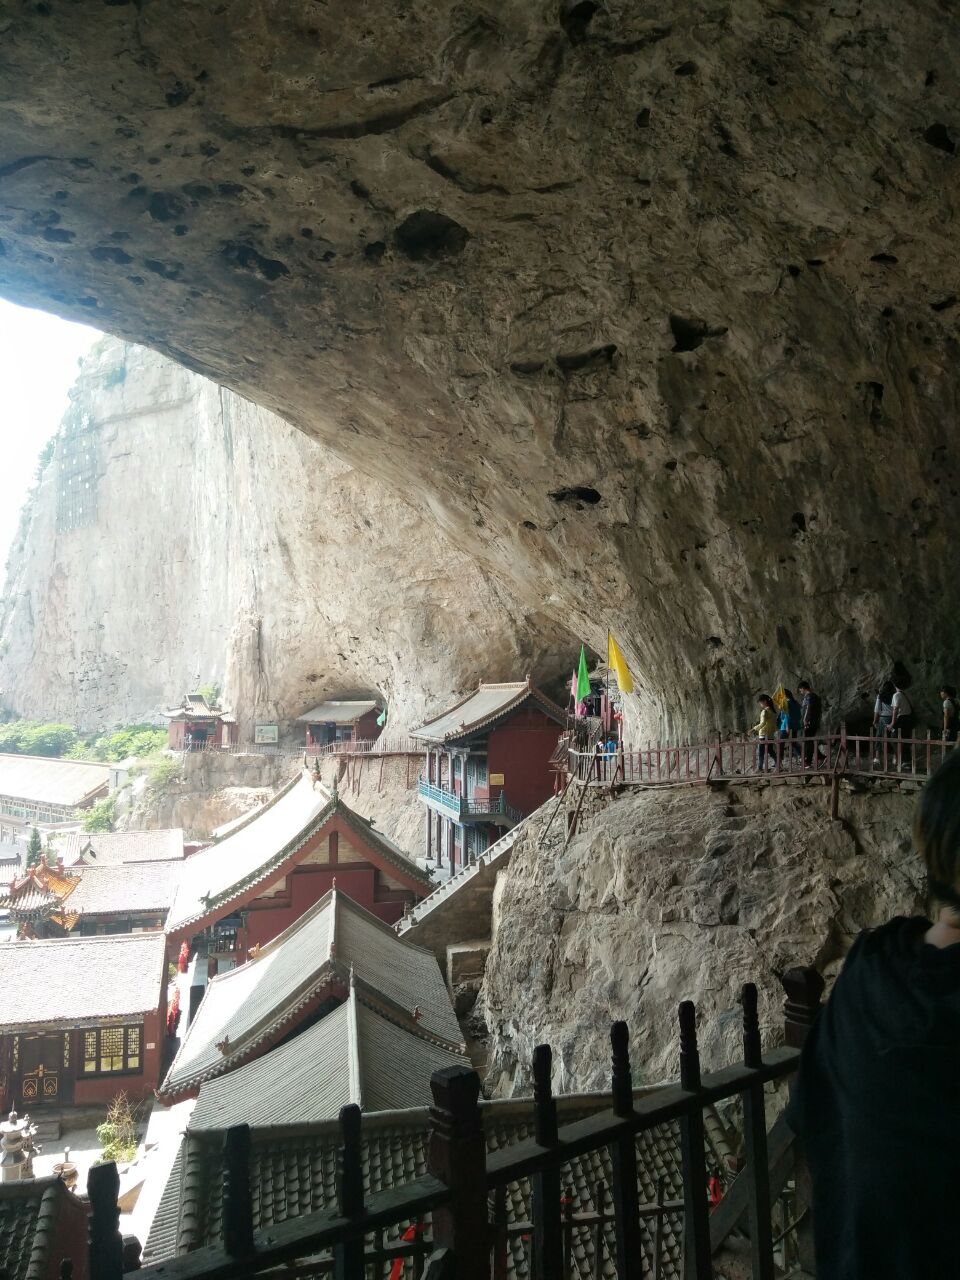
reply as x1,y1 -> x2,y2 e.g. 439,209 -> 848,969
566,728 -> 953,786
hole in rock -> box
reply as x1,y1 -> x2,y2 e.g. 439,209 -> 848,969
555,344 -> 617,373
636,108 -> 651,128
806,258 -> 824,267
674,60 -> 698,76
923,122 -> 956,154
881,306 -> 894,317
870,252 -> 898,264
669,315 -> 727,353
521,520 -> 537,529
511,359 -> 545,375
931,294 -> 958,311
706,636 -> 723,648
147,191 -> 185,223
791,511 -> 807,533
787,264 -> 801,276
549,486 -> 602,506
364,241 -> 386,262
219,241 -> 290,281
394,210 -> 470,260
559,1 -> 600,45
926,69 -> 937,87
350,179 -> 370,200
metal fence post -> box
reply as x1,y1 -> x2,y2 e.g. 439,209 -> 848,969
609,1021 -> 643,1279
740,983 -> 774,1280
531,1044 -> 562,1280
334,1104 -> 365,1280
428,1065 -> 489,1278
678,1002 -> 713,1280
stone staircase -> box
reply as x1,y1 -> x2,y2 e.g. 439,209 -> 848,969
397,796 -> 558,956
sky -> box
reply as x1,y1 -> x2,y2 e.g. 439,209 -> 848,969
0,299 -> 100,567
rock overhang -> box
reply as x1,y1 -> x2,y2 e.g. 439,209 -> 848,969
1,1 -> 959,733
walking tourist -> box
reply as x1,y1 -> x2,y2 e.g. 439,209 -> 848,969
797,680 -> 822,766
941,684 -> 958,744
779,688 -> 803,760
752,694 -> 779,771
889,681 -> 915,768
873,680 -> 895,763
786,750 -> 960,1278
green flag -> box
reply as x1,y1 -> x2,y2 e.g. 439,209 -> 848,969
376,707 -> 386,727
576,645 -> 592,702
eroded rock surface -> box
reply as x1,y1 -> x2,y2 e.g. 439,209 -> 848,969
482,778 -> 924,1092
0,337 -> 569,732
1,4 -> 959,732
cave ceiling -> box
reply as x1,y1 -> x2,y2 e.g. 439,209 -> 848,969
1,0 -> 958,731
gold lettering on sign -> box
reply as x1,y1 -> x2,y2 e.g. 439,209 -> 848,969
63,1033 -> 70,1067
12,1036 -> 18,1070
489,773 -> 505,785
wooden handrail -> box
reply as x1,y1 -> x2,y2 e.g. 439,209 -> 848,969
89,971 -> 823,1280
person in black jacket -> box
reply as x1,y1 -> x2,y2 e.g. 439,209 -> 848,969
796,679 -> 822,766
786,751 -> 960,1278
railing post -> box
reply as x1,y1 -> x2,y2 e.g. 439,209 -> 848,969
781,967 -> 824,1274
609,1021 -> 643,1279
87,1161 -> 123,1280
740,983 -> 774,1280
428,1065 -> 489,1278
334,1104 -> 365,1280
492,1185 -> 509,1280
222,1123 -> 255,1260
678,1002 -> 713,1280
531,1044 -> 562,1280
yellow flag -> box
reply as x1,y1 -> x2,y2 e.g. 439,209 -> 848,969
607,631 -> 634,694
772,684 -> 788,712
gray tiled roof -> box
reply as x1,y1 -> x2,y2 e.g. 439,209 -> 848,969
0,1177 -> 89,1280
0,752 -> 110,807
165,774 -> 429,936
412,681 -> 565,744
144,1094 -> 733,1277
69,828 -> 185,866
0,932 -> 166,1030
297,700 -> 379,724
165,773 -> 327,933
66,859 -> 181,917
160,889 -> 462,1098
189,987 -> 468,1131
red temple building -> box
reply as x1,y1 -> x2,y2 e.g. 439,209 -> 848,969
163,772 -> 432,975
162,694 -> 239,751
412,678 -> 565,871
0,932 -> 168,1112
298,699 -> 383,751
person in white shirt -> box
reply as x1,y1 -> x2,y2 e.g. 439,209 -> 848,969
888,683 -> 914,768
941,684 -> 958,744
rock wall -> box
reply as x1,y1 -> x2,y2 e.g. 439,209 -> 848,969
121,750 -> 297,840
317,753 -> 425,861
2,3 -> 960,735
0,337 -> 571,734
482,777 -> 924,1093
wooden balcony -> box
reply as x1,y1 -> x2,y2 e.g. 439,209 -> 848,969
417,780 -> 522,827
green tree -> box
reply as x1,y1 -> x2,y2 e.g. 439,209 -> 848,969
25,826 -> 42,868
195,682 -> 220,706
82,796 -> 116,833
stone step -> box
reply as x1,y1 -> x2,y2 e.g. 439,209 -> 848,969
31,1118 -> 61,1142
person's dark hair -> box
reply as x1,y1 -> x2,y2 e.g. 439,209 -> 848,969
797,680 -> 811,691
758,693 -> 773,708
879,680 -> 895,702
783,687 -> 794,701
941,683 -> 957,699
915,752 -> 960,911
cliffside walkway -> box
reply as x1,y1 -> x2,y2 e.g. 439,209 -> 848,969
566,728 -> 951,789
396,796 -> 556,951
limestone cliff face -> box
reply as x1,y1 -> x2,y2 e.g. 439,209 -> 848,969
0,338 -> 570,733
482,779 -> 924,1092
2,3 -> 960,734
